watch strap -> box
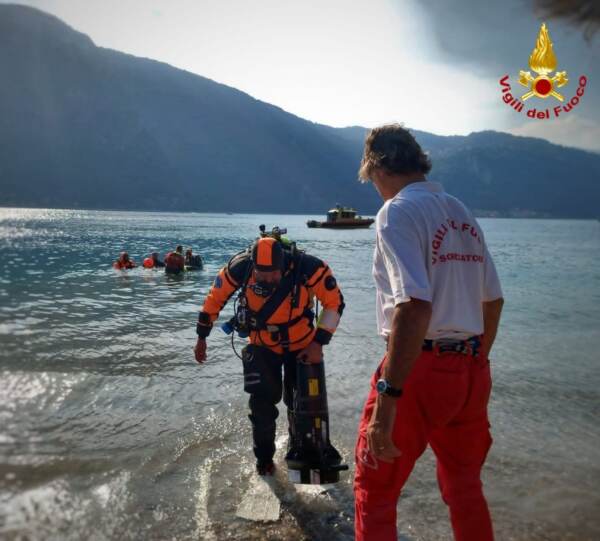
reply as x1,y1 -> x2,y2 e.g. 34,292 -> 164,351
377,378 -> 403,398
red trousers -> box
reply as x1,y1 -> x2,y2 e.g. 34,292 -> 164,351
354,351 -> 494,541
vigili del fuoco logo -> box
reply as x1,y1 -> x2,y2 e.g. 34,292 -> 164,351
499,23 -> 588,120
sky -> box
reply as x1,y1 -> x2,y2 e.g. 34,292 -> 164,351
3,0 -> 600,152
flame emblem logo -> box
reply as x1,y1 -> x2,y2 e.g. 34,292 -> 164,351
519,23 -> 568,101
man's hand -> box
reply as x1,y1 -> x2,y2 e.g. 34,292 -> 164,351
297,341 -> 323,364
367,395 -> 401,462
194,338 -> 207,363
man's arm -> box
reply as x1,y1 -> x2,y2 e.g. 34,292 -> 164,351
309,263 -> 345,345
296,259 -> 344,363
194,253 -> 249,362
481,298 -> 504,359
383,299 -> 432,388
194,270 -> 237,363
366,299 -> 431,461
366,208 -> 432,461
481,242 -> 503,359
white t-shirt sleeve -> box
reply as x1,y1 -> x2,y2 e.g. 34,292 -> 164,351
378,208 -> 432,304
482,245 -> 503,301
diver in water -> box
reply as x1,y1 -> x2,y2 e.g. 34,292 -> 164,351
193,234 -> 345,477
184,249 -> 203,270
164,245 -> 185,275
143,252 -> 166,269
113,251 -> 136,269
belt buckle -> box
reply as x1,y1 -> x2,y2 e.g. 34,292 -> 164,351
436,339 -> 470,356
432,337 -> 480,357
435,343 -> 456,356
266,324 -> 279,333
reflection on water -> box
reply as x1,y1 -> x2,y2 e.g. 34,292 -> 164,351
0,208 -> 599,540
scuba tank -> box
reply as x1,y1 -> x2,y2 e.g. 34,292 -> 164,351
286,359 -> 349,484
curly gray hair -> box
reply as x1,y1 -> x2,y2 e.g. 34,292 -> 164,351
358,124 -> 432,182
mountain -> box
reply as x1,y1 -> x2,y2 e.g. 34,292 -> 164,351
1,4 -> 599,218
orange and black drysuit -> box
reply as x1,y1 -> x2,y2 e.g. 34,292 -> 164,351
196,245 -> 344,467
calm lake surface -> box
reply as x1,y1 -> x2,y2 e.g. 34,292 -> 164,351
0,208 -> 599,540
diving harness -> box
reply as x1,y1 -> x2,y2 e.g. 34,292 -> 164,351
221,225 -> 317,359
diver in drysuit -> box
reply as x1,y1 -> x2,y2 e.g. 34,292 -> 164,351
194,231 -> 346,481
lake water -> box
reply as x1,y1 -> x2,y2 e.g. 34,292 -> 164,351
0,208 -> 599,540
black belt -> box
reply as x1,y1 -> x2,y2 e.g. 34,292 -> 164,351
248,308 -> 314,333
422,336 -> 480,357
248,308 -> 315,351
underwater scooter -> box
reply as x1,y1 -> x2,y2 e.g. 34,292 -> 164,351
285,359 -> 349,484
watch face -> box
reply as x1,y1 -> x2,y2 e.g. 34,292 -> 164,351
376,379 -> 387,393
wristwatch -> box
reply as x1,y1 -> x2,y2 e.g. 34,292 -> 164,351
376,378 -> 403,398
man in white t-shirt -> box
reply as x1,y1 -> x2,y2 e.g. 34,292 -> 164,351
353,124 -> 504,541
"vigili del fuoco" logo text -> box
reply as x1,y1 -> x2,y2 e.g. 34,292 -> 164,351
499,23 -> 588,120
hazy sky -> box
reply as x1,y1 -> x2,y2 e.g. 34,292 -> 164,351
4,0 -> 600,151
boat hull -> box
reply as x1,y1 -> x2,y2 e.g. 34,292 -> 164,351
307,219 -> 374,229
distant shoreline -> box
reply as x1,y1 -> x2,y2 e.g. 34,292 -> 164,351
0,205 -> 598,221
